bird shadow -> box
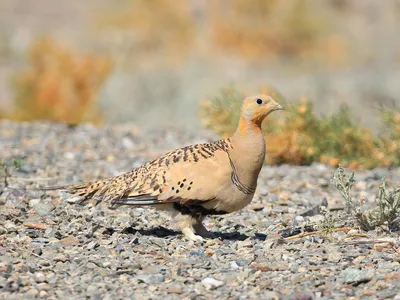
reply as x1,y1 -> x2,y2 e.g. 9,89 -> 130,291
108,225 -> 267,241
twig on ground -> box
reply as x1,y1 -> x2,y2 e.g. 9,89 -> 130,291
284,227 -> 354,240
339,239 -> 398,249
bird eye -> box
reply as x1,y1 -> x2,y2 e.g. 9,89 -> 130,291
256,98 -> 263,105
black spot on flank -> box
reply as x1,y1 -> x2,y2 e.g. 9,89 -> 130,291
178,181 -> 181,185
187,187 -> 191,191
173,155 -> 180,163
176,189 -> 179,193
183,179 -> 186,182
165,158 -> 169,167
180,183 -> 184,188
171,187 -> 175,190
190,181 -> 193,185
159,188 -> 163,193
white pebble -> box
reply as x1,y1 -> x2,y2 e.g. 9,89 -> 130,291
201,277 -> 224,290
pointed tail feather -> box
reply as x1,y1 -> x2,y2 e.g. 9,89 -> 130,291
15,179 -> 108,203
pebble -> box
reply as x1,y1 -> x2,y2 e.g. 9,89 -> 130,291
328,252 -> 342,263
167,284 -> 183,294
135,274 -> 165,285
342,268 -> 373,284
34,272 -> 46,283
32,201 -> 55,216
201,277 -> 224,290
60,236 -> 79,246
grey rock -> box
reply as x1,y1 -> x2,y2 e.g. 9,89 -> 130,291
342,268 -> 373,284
135,274 -> 165,285
32,201 -> 55,216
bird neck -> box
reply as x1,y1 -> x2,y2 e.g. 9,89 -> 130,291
235,116 -> 263,136
229,116 -> 266,187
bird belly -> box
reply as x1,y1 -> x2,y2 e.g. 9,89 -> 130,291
212,185 -> 255,213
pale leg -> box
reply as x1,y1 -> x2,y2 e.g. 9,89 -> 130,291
172,211 -> 204,242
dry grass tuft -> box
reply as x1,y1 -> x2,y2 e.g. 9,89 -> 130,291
9,37 -> 111,125
332,165 -> 400,231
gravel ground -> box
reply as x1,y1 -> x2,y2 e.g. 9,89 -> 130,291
1,121 -> 399,299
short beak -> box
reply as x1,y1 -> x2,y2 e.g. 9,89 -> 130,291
274,103 -> 284,111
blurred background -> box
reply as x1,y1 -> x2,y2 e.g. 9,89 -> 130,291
0,0 -> 399,129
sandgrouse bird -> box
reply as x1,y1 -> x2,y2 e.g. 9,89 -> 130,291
42,95 -> 283,241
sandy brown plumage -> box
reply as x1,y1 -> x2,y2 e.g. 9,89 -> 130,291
38,94 -> 283,241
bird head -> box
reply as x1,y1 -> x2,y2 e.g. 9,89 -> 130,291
241,94 -> 284,125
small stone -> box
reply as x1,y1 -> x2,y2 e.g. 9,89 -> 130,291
34,272 -> 46,283
86,284 -> 100,295
262,291 -> 280,300
291,291 -> 315,300
201,277 -> 224,290
39,291 -> 48,297
328,252 -> 342,263
308,215 -> 325,223
342,268 -> 373,285
231,261 -> 240,269
29,199 -> 40,208
136,274 -> 165,285
188,250 -> 203,257
86,241 -> 99,250
19,236 -> 33,243
33,248 -> 43,256
298,267 -> 307,273
64,152 -> 75,160
248,203 -> 264,211
237,239 -> 252,248
346,229 -> 358,235
54,253 -> 68,262
167,284 -> 183,294
355,181 -> 367,190
26,288 -> 39,297
32,201 -> 55,216
46,273 -> 57,284
4,221 -> 16,231
60,236 -> 79,247
295,216 -> 305,222
86,262 -> 97,269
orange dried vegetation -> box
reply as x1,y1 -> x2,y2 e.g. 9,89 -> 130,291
11,37 -> 111,125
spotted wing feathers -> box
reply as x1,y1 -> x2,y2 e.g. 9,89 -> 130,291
52,139 -> 233,207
